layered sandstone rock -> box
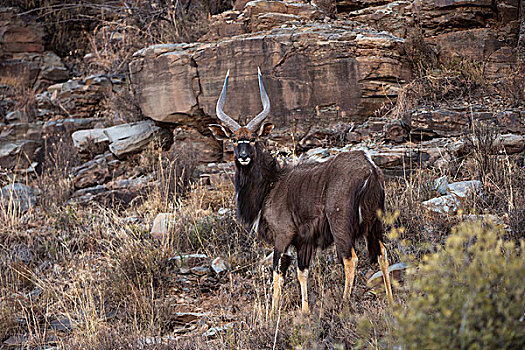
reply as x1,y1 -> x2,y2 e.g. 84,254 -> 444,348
346,1 -> 414,38
0,8 -> 44,54
0,8 -> 68,90
341,0 -> 520,78
203,0 -> 324,41
130,22 -> 410,150
336,0 -> 394,12
1,0 -> 524,188
405,105 -> 525,139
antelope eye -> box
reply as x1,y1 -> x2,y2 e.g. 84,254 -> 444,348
250,138 -> 255,142
232,139 -> 238,143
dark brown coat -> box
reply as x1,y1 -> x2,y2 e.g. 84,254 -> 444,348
235,143 -> 385,273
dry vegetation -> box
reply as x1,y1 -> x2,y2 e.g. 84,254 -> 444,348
1,123 -> 524,348
387,27 -> 525,121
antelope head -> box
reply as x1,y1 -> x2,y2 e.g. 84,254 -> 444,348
209,68 -> 274,167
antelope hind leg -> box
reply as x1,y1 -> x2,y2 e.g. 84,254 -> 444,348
378,241 -> 394,304
342,247 -> 358,301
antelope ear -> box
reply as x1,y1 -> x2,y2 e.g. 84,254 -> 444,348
209,124 -> 230,141
258,122 -> 274,137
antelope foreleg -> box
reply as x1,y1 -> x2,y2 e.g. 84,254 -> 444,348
297,267 -> 309,314
342,248 -> 358,301
272,270 -> 284,314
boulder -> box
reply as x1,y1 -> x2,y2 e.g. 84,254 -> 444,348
129,45 -> 200,123
447,180 -> 482,198
423,179 -> 483,214
495,134 -> 525,154
72,128 -> 109,154
211,257 -> 230,274
151,213 -> 177,240
0,140 -> 42,170
104,120 -> 161,158
72,120 -> 164,158
423,194 -> 460,214
434,175 -> 449,195
0,183 -> 36,213
407,107 -> 470,139
0,122 -> 43,141
73,153 -> 121,189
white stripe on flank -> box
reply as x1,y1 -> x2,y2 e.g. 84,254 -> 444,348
361,177 -> 369,192
251,210 -> 261,235
358,177 -> 369,225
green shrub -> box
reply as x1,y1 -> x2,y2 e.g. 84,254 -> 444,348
394,221 -> 525,349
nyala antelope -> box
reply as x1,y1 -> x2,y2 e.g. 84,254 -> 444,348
209,69 -> 394,314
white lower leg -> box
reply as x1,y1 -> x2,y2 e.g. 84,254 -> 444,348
379,241 -> 394,304
272,270 -> 284,313
297,267 -> 309,313
343,248 -> 358,300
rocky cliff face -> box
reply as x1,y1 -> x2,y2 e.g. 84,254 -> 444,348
129,24 -> 409,133
128,0 -> 523,159
0,0 -> 524,205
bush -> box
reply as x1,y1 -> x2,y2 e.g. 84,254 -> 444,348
394,221 -> 525,349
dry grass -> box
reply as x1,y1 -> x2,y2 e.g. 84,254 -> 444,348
1,131 -> 524,349
385,27 -> 523,122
